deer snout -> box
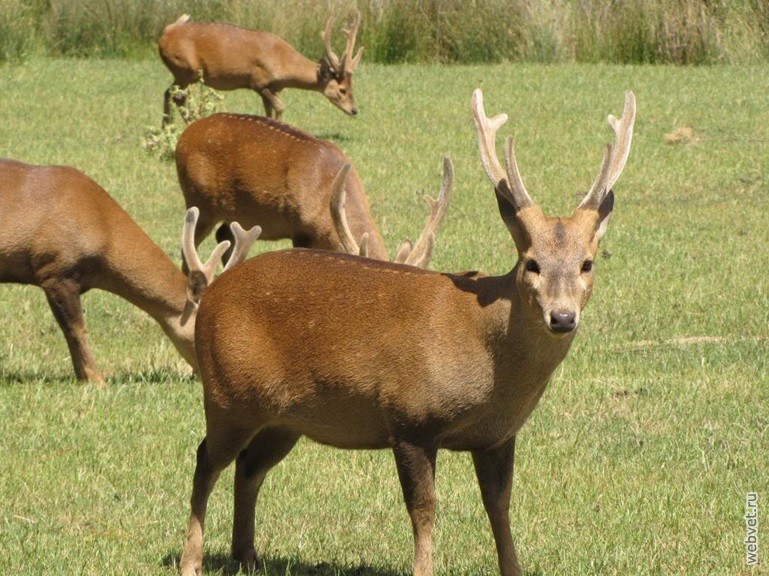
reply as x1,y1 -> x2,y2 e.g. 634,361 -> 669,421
549,310 -> 577,334
348,105 -> 358,116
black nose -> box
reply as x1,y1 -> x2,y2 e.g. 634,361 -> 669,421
349,107 -> 358,115
550,311 -> 577,333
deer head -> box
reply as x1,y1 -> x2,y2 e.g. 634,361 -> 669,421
319,11 -> 363,116
472,88 -> 636,334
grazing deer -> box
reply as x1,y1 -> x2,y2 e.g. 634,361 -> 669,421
0,159 -> 259,385
178,89 -> 636,576
158,12 -> 363,126
175,113 -> 451,269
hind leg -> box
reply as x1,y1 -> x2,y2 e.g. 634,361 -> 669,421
232,427 -> 301,569
180,425 -> 256,576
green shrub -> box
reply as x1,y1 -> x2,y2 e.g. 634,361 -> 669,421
142,78 -> 224,161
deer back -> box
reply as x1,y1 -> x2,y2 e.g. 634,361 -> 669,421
175,113 -> 389,258
158,18 -> 312,91
0,159 -> 167,287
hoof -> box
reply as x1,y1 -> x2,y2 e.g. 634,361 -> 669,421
234,548 -> 260,573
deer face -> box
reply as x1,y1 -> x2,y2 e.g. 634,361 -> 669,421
512,202 -> 611,335
322,71 -> 358,116
320,12 -> 363,116
472,88 -> 633,336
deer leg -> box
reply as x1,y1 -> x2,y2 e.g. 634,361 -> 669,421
259,89 -> 284,120
232,427 -> 300,569
180,426 -> 255,576
392,439 -> 438,576
471,437 -> 521,576
41,279 -> 104,386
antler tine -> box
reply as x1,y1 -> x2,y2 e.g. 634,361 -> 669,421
404,156 -> 454,268
329,164 -> 364,256
182,207 -> 205,273
471,89 -> 532,211
580,90 -> 636,209
182,207 -> 231,285
341,11 -> 363,73
222,221 -> 261,273
321,17 -> 341,71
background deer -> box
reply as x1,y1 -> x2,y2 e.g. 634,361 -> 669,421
174,113 -> 452,270
158,12 -> 363,126
0,159 -> 259,386
178,89 -> 635,576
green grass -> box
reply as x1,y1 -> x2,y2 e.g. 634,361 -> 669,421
0,59 -> 768,575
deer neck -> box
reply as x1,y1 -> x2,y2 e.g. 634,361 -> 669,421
479,271 -> 576,402
279,56 -> 328,91
96,233 -> 198,372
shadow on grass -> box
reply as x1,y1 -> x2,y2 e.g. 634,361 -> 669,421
162,551 -> 546,576
0,367 -> 195,386
0,368 -> 75,385
162,552 -> 402,576
315,132 -> 353,144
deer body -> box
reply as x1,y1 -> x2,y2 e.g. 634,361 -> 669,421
179,91 -> 636,576
176,112 -> 388,259
176,113 -> 450,267
197,250 -> 571,450
159,13 -> 362,125
0,159 -> 257,385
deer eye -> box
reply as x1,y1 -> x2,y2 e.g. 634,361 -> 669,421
339,87 -> 348,95
525,259 -> 540,274
581,260 -> 594,273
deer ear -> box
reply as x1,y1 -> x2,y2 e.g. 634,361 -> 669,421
394,239 -> 413,264
495,186 -> 517,230
594,190 -> 614,242
186,270 -> 209,307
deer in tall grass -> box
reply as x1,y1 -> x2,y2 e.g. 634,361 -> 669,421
175,113 -> 452,270
158,12 -> 363,126
0,159 -> 259,385
178,89 -> 636,576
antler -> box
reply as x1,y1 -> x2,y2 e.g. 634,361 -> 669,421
329,164 -> 370,258
341,11 -> 363,74
182,207 -> 261,306
182,207 -> 231,286
471,89 -> 533,211
322,12 -> 363,74
398,156 -> 454,268
321,18 -> 342,72
222,221 -> 262,273
579,90 -> 636,209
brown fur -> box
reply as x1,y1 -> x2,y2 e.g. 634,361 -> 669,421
178,90 -> 636,576
174,113 -> 450,266
158,13 -> 362,125
0,159 -> 253,385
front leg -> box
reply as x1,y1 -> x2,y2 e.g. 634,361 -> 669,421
392,439 -> 438,576
258,88 -> 285,119
42,278 -> 104,386
471,437 -> 521,576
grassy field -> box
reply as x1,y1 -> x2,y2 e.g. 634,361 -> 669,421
0,59 -> 767,575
